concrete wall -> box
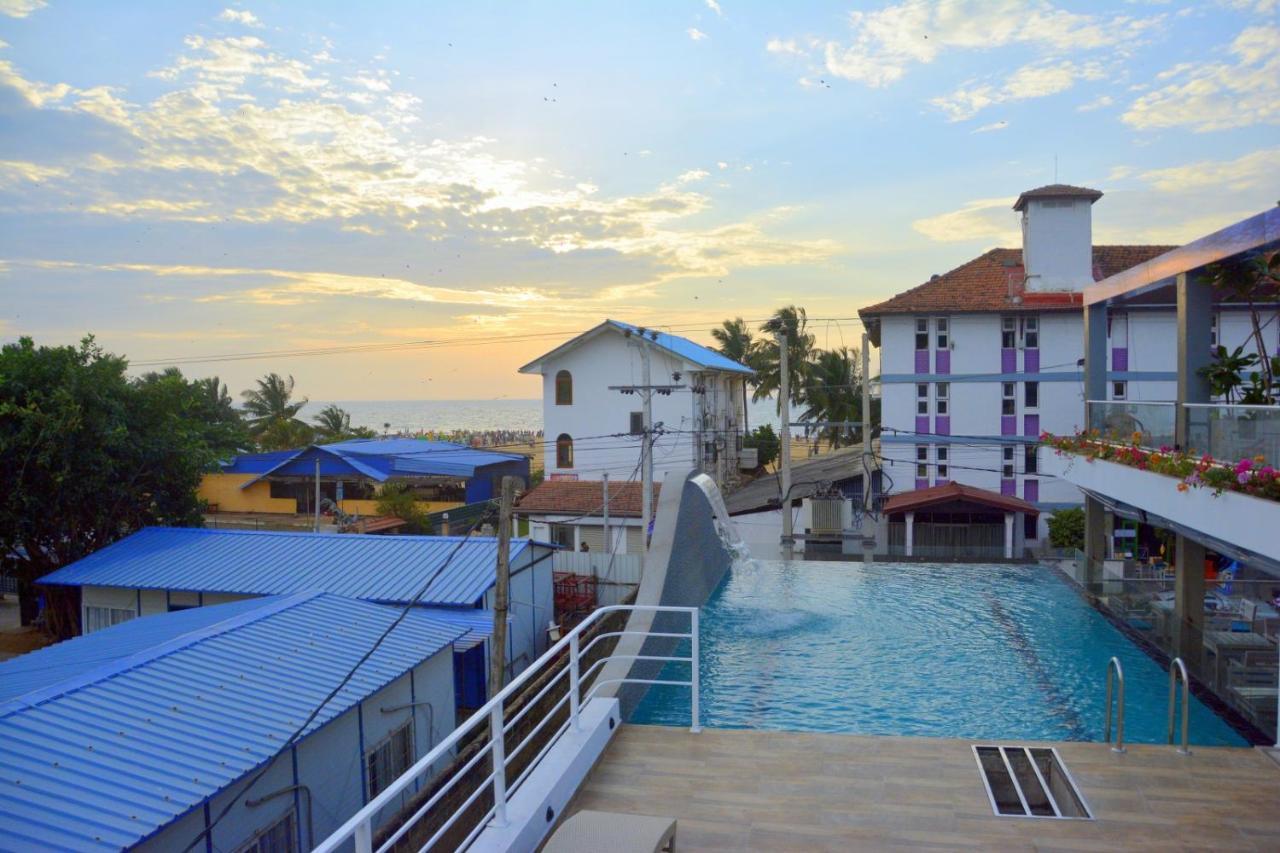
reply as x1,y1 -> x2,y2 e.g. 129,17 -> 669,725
197,473 -> 298,514
1021,197 -> 1093,291
527,515 -> 642,554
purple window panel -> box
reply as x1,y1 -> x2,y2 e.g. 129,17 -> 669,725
914,349 -> 930,373
1024,414 -> 1040,437
915,478 -> 930,490
1000,479 -> 1016,496
916,415 -> 930,435
1001,415 -> 1016,436
1001,348 -> 1017,373
934,416 -> 950,436
935,349 -> 950,375
1024,479 -> 1039,503
1112,347 -> 1128,371
1024,348 -> 1039,373
935,478 -> 950,487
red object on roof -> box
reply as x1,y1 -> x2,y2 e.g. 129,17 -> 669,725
515,480 -> 661,518
357,516 -> 409,534
858,246 -> 1175,318
882,482 -> 1038,516
1012,184 -> 1104,211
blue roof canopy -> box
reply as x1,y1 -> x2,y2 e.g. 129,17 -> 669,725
0,592 -> 468,851
39,527 -> 552,607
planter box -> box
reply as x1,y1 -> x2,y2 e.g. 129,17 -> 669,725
1042,451 -> 1280,561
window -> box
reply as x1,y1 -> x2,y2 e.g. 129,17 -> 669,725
549,523 -> 574,549
629,411 -> 644,435
935,382 -> 949,416
1001,316 -> 1017,349
555,433 -> 573,468
554,370 -> 573,405
236,812 -> 297,853
84,606 -> 135,634
1024,513 -> 1038,541
1024,445 -> 1038,474
1112,381 -> 1127,400
1024,381 -> 1039,409
1001,382 -> 1016,416
916,446 -> 928,478
1210,314 -> 1218,348
366,722 -> 414,799
936,446 -> 949,479
935,318 -> 949,349
915,318 -> 929,350
1023,316 -> 1039,348
1002,446 -> 1015,478
916,383 -> 929,415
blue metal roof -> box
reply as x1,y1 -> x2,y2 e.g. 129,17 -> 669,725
39,527 -> 551,607
226,438 -> 528,485
606,320 -> 755,375
0,592 -> 468,851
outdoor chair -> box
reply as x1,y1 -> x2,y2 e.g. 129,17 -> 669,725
543,810 -> 677,853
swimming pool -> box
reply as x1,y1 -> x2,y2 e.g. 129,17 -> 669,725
632,560 -> 1248,746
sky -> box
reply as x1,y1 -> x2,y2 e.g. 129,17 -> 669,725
1,0 -> 1277,401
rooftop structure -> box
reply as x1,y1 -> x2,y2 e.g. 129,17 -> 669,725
516,479 -> 658,518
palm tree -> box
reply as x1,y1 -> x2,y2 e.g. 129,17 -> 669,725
195,375 -> 236,420
313,404 -> 353,442
240,373 -> 308,437
754,306 -> 815,413
798,347 -> 862,451
711,318 -> 756,370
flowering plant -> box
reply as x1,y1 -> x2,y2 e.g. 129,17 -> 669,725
1040,430 -> 1280,502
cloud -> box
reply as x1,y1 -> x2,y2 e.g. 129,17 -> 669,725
971,121 -> 1008,134
931,60 -> 1104,121
217,8 -> 261,27
765,38 -> 806,57
1076,94 -> 1114,112
1123,25 -> 1280,132
1136,147 -> 1280,192
0,0 -> 45,18
773,0 -> 1161,88
912,197 -> 1017,243
687,28 -> 708,41
705,0 -> 723,15
676,169 -> 710,183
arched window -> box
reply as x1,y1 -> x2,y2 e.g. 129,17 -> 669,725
555,370 -> 573,405
556,434 -> 574,469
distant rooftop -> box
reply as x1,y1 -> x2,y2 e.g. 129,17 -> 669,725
519,319 -> 755,376
1012,183 -> 1104,211
39,526 -> 552,607
223,437 -> 528,484
516,479 -> 661,518
0,592 -> 467,851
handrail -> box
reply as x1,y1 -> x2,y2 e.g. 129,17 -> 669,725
1167,657 -> 1191,756
1085,400 -> 1176,406
1104,657 -> 1125,754
1183,402 -> 1280,410
314,603 -> 700,853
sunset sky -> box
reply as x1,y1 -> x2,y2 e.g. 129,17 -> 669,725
2,0 -> 1276,400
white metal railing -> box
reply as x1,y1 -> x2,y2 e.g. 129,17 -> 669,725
314,604 -> 700,853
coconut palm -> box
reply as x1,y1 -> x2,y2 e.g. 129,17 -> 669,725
798,347 -> 862,450
240,372 -> 308,437
313,404 -> 354,441
711,318 -> 757,371
754,306 -> 815,413
195,375 -> 236,420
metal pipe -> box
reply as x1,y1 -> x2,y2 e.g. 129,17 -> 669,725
1104,656 -> 1125,753
489,703 -> 508,827
690,609 -> 702,733
245,784 -> 314,850
1168,657 -> 1191,755
380,701 -> 435,750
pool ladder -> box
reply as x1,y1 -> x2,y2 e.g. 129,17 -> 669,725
1105,656 -> 1193,755
1168,657 -> 1191,756
1103,657 -> 1125,753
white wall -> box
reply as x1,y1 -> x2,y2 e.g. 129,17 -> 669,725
1021,197 -> 1093,292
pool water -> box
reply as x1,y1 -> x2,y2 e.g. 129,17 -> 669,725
632,560 -> 1248,746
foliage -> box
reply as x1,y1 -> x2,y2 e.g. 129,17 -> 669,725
136,368 -> 251,459
256,418 -> 316,451
312,403 -> 377,443
1042,430 -> 1280,502
710,317 -> 757,370
374,481 -> 429,533
753,306 -> 815,413
240,372 -> 309,443
797,346 -> 870,450
0,337 -> 219,633
742,424 -> 780,469
1201,251 -> 1280,404
1199,345 -> 1260,403
1046,507 -> 1085,550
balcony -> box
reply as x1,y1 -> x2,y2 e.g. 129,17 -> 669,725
1087,400 -> 1280,467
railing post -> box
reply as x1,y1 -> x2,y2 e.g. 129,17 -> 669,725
353,818 -> 373,853
568,630 -> 582,731
690,609 -> 702,733
490,703 -> 509,826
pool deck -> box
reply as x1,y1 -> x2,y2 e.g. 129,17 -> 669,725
567,724 -> 1280,851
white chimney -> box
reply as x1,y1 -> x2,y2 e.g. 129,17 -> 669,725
1014,184 -> 1102,293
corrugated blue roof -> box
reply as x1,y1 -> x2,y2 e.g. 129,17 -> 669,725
0,592 -> 467,851
228,438 -> 528,485
606,320 -> 755,375
218,449 -> 298,474
39,528 -> 550,607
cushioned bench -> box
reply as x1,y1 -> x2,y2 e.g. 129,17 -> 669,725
543,809 -> 676,853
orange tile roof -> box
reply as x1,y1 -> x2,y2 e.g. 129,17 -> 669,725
883,481 -> 1038,516
858,245 -> 1176,318
515,480 -> 660,518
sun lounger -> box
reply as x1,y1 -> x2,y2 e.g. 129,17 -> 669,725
543,810 -> 676,853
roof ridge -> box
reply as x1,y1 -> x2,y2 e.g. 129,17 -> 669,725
0,591 -> 324,718
136,526 -> 514,543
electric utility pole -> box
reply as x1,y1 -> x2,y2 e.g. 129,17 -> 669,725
640,342 -> 653,545
489,476 -> 516,699
313,458 -> 321,533
777,330 -> 793,553
602,472 -> 611,561
861,332 -> 875,564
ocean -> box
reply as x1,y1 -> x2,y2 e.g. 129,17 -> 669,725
309,397 -> 784,435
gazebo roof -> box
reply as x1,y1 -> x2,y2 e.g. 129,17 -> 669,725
883,482 -> 1038,516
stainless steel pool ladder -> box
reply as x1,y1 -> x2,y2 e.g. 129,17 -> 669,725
1104,657 -> 1125,753
1167,657 -> 1191,756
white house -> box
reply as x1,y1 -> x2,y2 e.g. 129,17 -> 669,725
858,184 -> 1279,553
519,320 -> 754,488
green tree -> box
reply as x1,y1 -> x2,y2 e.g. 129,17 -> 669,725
256,418 -> 316,451
754,306 -> 815,413
311,403 -> 375,443
1204,252 -> 1280,403
240,372 -> 309,442
0,338 -> 216,633
138,368 -> 250,459
711,317 -> 757,371
742,424 -> 780,470
374,481 -> 429,533
798,347 -> 865,451
1046,507 -> 1085,551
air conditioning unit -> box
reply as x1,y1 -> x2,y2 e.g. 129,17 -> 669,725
738,447 -> 759,469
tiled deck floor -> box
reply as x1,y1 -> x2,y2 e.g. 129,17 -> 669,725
567,725 -> 1280,851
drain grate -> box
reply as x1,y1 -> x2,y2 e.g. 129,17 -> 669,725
972,746 -> 1092,820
